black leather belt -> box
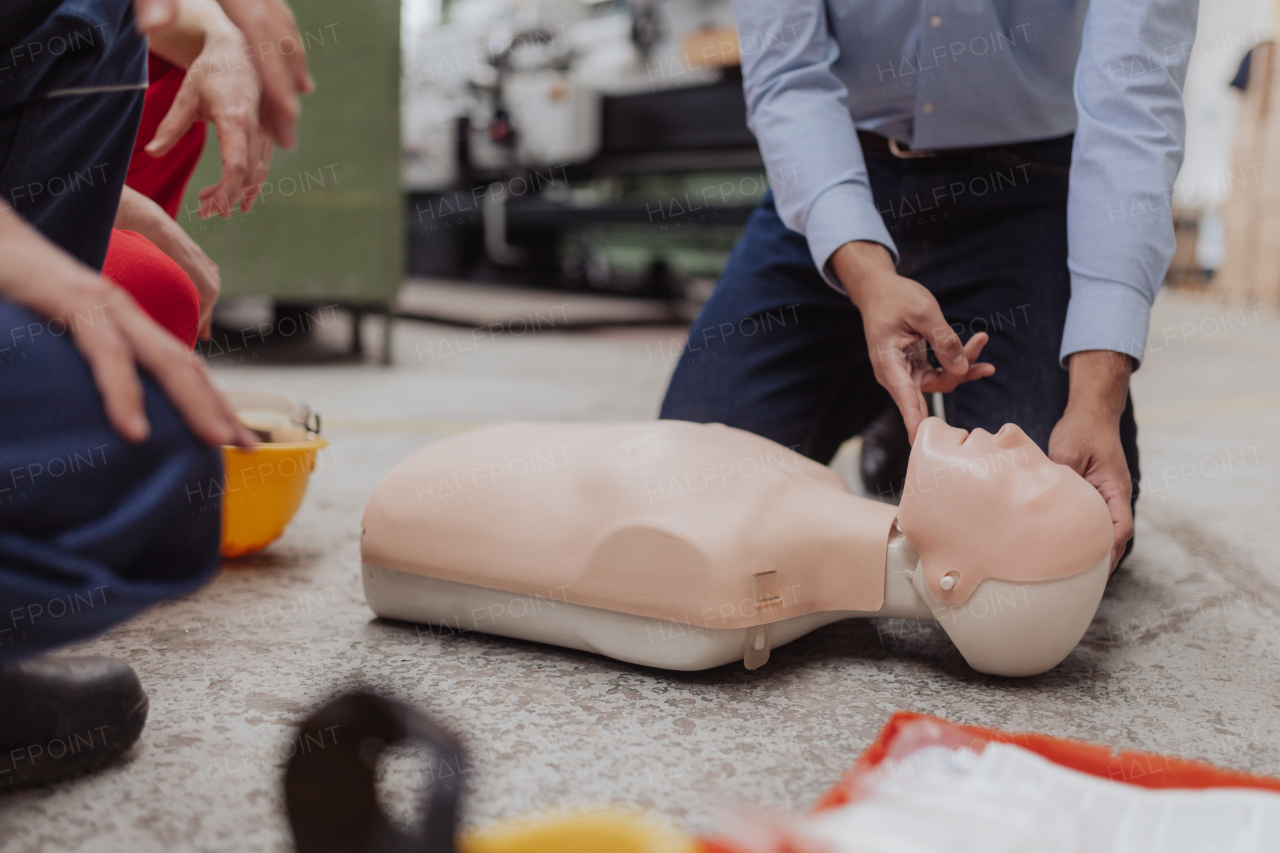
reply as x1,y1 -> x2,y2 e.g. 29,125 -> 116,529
857,130 -> 943,159
856,129 -> 1068,165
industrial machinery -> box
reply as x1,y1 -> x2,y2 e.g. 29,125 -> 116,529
401,0 -> 766,297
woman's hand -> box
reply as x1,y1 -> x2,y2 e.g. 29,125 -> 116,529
145,6 -> 273,218
135,0 -> 313,151
115,186 -> 221,339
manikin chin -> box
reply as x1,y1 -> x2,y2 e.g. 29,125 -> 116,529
360,418 -> 1113,677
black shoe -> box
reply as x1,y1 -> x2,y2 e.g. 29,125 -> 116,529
859,406 -> 913,502
0,656 -> 148,793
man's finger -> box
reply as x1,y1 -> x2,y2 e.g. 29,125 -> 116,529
72,319 -> 150,442
917,332 -> 996,393
962,331 -> 990,362
915,303 -> 967,376
145,77 -> 200,157
1106,495 -> 1134,571
881,362 -> 928,444
140,346 -> 236,447
1102,481 -> 1134,571
113,297 -> 241,447
198,303 -> 214,341
213,381 -> 259,448
919,361 -> 995,394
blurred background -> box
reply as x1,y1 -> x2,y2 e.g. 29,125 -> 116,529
187,0 -> 1280,364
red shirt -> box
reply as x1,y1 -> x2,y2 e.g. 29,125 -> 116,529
125,55 -> 208,220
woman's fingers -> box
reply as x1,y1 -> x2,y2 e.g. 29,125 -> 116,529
201,104 -> 251,217
241,133 -> 273,212
146,75 -> 200,158
215,0 -> 309,149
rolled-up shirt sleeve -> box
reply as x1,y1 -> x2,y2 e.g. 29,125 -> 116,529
1062,0 -> 1198,368
733,0 -> 897,289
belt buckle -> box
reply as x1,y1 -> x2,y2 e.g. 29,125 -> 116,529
888,138 -> 938,159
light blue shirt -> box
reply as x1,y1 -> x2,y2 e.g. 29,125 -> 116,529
733,0 -> 1199,366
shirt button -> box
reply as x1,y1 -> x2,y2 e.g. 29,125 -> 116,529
930,14 -> 942,27
922,102 -> 934,114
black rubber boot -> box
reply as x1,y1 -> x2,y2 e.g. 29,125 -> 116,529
859,406 -> 914,502
0,656 -> 148,793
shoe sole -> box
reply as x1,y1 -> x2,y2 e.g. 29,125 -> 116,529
0,695 -> 149,794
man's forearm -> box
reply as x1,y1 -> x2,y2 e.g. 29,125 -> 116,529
830,240 -> 896,307
0,202 -> 57,300
1064,350 -> 1132,425
114,185 -> 163,235
146,0 -> 240,67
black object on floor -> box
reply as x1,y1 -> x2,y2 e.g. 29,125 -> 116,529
859,405 -> 917,503
0,655 -> 148,793
286,693 -> 465,853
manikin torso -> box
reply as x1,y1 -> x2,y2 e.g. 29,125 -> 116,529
362,418 -> 1113,676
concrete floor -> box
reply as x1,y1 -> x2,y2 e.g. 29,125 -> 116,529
2,288 -> 1279,851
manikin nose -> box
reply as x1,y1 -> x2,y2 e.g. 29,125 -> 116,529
992,423 -> 1025,449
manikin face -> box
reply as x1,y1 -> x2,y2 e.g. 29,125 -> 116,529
896,417 -> 1113,604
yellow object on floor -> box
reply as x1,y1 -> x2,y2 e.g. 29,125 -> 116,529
461,807 -> 697,853
220,390 -> 327,557
221,431 -> 327,557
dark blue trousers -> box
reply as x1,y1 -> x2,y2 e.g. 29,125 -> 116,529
661,135 -> 1139,498
0,0 -> 223,662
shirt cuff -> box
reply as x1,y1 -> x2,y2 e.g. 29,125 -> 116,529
804,183 -> 900,292
1059,278 -> 1154,369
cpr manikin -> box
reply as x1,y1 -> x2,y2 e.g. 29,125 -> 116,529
361,418 -> 1113,677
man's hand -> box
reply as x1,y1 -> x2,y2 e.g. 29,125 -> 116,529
0,206 -> 254,448
1048,350 -> 1135,572
833,240 -> 995,441
135,0 -> 312,151
115,187 -> 221,339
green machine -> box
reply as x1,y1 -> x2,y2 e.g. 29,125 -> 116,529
179,0 -> 402,363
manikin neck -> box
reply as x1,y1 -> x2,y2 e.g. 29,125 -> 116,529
876,520 -> 936,621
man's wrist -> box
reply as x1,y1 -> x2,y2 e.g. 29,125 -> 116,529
830,240 -> 895,307
1064,350 -> 1132,424
0,205 -> 45,297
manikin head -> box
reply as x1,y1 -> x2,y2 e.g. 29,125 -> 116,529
897,418 -> 1113,676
